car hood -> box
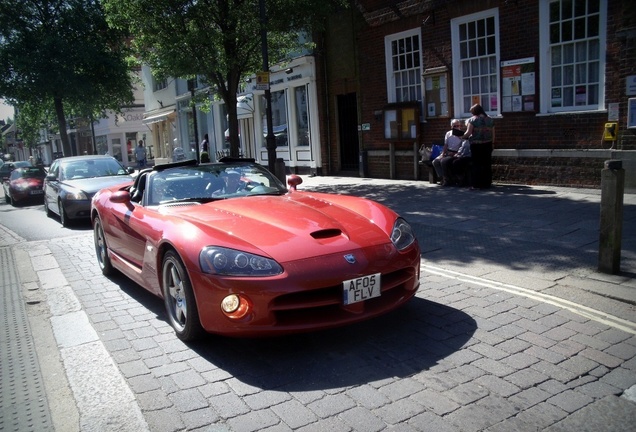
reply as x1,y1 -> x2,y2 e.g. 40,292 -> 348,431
162,193 -> 395,261
64,176 -> 133,195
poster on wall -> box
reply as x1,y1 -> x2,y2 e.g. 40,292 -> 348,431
501,57 -> 535,112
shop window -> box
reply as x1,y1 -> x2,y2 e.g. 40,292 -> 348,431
295,86 -> 309,146
95,135 -> 108,156
262,90 -> 288,147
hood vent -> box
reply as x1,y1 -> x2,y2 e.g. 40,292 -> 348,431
162,202 -> 201,208
310,229 -> 342,239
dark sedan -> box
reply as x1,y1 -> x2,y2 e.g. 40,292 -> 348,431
44,155 -> 134,226
3,166 -> 47,206
0,160 -> 32,180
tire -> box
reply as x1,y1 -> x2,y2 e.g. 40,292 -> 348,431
93,216 -> 114,276
162,250 -> 204,341
44,197 -> 53,217
59,199 -> 71,227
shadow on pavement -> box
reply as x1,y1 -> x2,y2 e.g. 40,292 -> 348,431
303,182 -> 636,278
190,297 -> 476,391
110,273 -> 476,391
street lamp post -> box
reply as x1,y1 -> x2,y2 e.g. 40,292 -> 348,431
259,0 -> 277,173
189,80 -> 200,163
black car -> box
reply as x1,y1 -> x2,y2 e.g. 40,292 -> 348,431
43,155 -> 134,226
0,160 -> 31,180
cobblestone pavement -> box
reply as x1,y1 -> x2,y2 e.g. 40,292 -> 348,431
4,178 -> 636,431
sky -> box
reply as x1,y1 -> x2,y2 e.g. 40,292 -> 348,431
0,99 -> 15,122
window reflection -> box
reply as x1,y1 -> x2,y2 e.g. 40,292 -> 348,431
295,86 -> 309,146
263,90 -> 288,147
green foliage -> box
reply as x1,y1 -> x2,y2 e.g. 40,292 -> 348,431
0,0 -> 135,149
103,0 -> 346,156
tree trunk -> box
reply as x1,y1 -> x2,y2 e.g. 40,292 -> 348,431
53,97 -> 70,157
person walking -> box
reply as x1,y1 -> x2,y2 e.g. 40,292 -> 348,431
462,104 -> 494,189
200,134 -> 210,153
134,140 -> 147,168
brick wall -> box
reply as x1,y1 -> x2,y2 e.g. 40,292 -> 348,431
318,0 -> 635,188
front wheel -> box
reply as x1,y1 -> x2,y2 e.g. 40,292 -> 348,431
93,216 -> 114,276
59,199 -> 71,227
162,250 -> 204,341
44,196 -> 53,217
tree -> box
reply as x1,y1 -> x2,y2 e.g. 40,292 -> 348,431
103,0 -> 345,163
0,0 -> 135,156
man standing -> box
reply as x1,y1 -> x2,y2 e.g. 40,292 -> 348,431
134,140 -> 147,168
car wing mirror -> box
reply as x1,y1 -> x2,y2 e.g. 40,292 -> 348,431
287,174 -> 303,191
45,173 -> 57,181
110,190 -> 132,206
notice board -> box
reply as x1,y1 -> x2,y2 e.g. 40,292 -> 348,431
423,68 -> 449,118
501,57 -> 536,112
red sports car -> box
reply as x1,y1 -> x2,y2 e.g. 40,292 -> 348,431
3,165 -> 47,206
91,159 -> 420,340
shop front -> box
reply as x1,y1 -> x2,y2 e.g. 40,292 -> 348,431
243,56 -> 322,174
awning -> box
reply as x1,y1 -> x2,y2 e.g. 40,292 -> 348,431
142,108 -> 176,125
237,94 -> 254,119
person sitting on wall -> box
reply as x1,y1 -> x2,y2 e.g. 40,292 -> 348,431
433,119 -> 464,186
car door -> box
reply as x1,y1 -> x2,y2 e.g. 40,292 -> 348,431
44,160 -> 61,214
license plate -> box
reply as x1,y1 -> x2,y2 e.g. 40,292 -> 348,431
30,190 -> 44,195
342,273 -> 381,305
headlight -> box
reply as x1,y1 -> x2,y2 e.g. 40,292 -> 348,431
64,187 -> 88,200
200,246 -> 283,276
391,218 -> 416,251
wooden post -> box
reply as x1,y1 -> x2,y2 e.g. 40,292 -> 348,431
598,160 -> 625,274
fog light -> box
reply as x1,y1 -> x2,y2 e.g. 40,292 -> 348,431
220,294 -> 251,319
221,294 -> 240,313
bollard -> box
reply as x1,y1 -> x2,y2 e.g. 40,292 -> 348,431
598,160 -> 625,274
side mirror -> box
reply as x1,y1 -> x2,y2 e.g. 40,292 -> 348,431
110,190 -> 132,204
45,173 -> 57,181
287,174 -> 303,191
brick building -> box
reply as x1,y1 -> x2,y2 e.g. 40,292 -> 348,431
315,0 -> 636,189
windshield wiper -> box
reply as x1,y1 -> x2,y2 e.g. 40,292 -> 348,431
161,197 -> 221,204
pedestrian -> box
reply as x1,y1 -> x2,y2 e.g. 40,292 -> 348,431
200,134 -> 209,153
462,104 -> 495,189
433,119 -> 464,186
134,140 -> 147,168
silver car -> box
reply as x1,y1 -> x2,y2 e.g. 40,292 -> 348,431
43,155 -> 134,226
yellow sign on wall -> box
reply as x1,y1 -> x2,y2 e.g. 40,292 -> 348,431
603,122 -> 617,140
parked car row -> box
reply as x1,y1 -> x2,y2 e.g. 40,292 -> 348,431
2,156 -> 134,228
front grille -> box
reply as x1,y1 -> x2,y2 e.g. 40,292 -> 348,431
270,267 -> 417,326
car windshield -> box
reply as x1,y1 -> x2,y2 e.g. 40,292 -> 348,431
147,163 -> 287,205
16,167 -> 46,179
62,158 -> 129,180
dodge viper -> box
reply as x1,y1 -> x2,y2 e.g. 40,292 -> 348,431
91,158 -> 420,340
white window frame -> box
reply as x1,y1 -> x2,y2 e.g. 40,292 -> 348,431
539,0 -> 606,114
384,28 -> 423,106
451,8 -> 501,118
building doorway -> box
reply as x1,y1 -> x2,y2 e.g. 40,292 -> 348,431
337,93 -> 359,172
